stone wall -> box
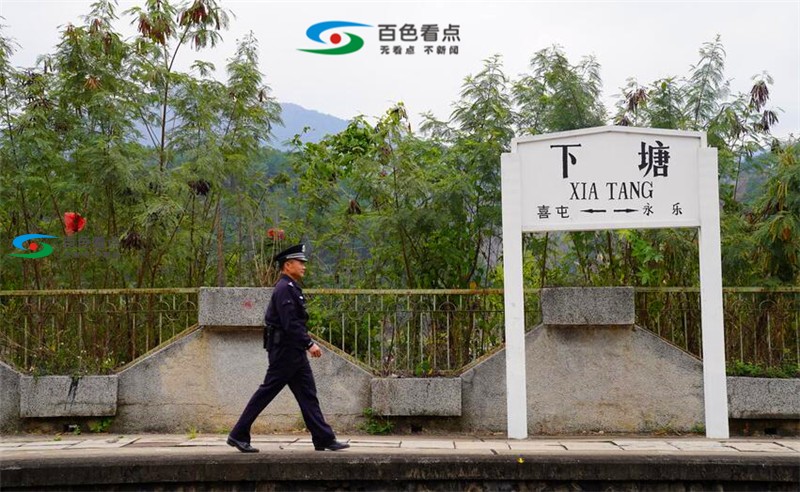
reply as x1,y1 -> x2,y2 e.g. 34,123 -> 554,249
0,361 -> 21,432
728,377 -> 800,419
1,287 -> 797,435
19,375 -> 117,417
116,326 -> 372,433
371,378 -> 461,416
461,325 -> 705,433
461,288 -> 705,433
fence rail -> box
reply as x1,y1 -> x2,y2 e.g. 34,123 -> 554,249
0,289 -> 197,375
0,288 -> 797,376
304,289 -> 541,376
636,288 -> 800,376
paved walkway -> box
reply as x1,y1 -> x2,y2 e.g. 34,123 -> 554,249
2,434 -> 799,456
3,434 -> 799,490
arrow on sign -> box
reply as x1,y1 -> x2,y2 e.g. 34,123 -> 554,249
614,208 -> 638,213
581,209 -> 607,214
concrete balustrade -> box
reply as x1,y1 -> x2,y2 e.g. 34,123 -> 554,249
1,287 -> 797,434
371,378 -> 461,416
19,375 -> 117,418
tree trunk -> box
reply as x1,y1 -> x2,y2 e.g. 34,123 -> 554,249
539,233 -> 549,288
216,198 -> 225,287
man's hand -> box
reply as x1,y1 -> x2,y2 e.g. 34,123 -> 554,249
307,343 -> 322,358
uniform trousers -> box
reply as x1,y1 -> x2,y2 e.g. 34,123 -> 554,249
230,346 -> 336,446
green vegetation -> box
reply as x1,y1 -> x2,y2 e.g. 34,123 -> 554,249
360,407 -> 394,435
728,360 -> 800,379
88,417 -> 113,433
186,425 -> 198,440
0,1 -> 797,377
690,423 -> 706,434
2,3 -> 795,292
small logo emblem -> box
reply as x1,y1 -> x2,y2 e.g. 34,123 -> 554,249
9,234 -> 58,259
299,21 -> 371,55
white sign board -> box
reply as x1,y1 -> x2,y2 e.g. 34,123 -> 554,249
518,129 -> 701,231
500,126 -> 729,440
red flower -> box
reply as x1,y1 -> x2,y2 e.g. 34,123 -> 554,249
267,228 -> 285,241
64,212 -> 86,236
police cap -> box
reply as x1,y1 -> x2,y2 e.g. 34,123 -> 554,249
273,243 -> 308,264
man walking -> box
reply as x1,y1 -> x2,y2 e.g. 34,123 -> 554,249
227,244 -> 349,453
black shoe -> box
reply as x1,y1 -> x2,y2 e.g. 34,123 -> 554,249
227,436 -> 259,453
315,440 -> 350,451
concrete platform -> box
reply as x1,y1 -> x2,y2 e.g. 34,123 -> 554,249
1,434 -> 798,490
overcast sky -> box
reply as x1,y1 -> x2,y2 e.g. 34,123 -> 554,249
1,0 -> 798,139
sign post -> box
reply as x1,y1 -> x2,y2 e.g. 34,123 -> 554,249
500,126 -> 729,439
501,151 -> 528,439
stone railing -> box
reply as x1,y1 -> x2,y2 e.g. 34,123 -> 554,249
2,287 -> 796,434
635,287 -> 800,375
1,287 -> 797,377
0,289 -> 198,375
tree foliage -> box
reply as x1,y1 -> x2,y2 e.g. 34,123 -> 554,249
0,0 -> 281,289
514,45 -> 606,134
0,4 -> 795,293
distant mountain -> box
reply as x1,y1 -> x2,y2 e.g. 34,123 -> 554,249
269,102 -> 350,150
130,102 -> 350,151
735,149 -> 773,205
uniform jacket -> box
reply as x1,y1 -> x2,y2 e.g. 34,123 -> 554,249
264,274 -> 313,351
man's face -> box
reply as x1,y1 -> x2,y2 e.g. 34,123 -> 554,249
283,259 -> 306,280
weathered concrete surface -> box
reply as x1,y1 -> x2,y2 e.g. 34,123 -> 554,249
0,361 -> 21,431
461,347 -> 507,431
729,377 -> 800,419
541,287 -> 635,326
19,375 -> 117,417
116,326 -> 372,433
371,378 -> 461,416
6,283 -> 798,434
462,325 -> 705,433
526,326 -> 704,433
2,445 -> 798,491
198,287 -> 273,327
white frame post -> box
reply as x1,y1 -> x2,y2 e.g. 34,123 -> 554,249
501,153 -> 528,439
500,128 -> 728,440
697,147 -> 730,438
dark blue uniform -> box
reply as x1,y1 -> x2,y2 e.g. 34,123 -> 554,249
229,274 -> 336,447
